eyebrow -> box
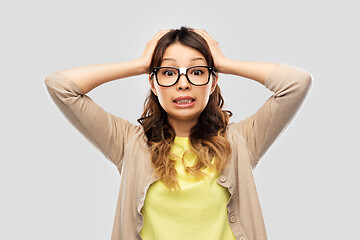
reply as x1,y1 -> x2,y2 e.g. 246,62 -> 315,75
162,57 -> 206,62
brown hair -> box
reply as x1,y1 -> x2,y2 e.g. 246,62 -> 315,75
137,26 -> 233,190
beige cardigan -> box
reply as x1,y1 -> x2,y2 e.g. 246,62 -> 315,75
44,63 -> 312,240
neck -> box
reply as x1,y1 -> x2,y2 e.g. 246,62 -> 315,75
167,116 -> 198,138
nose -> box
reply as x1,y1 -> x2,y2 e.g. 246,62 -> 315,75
176,73 -> 191,90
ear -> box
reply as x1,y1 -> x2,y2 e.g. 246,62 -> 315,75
210,73 -> 218,95
149,75 -> 158,96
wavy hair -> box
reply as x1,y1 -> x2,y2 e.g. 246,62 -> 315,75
137,26 -> 233,190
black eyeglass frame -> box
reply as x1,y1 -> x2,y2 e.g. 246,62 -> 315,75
150,65 -> 217,87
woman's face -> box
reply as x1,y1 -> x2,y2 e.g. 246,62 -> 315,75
149,42 -> 218,125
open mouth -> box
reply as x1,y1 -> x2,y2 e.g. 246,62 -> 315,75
173,99 -> 196,107
173,99 -> 195,104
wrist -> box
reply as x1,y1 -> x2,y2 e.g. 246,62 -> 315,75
132,59 -> 149,75
215,57 -> 231,74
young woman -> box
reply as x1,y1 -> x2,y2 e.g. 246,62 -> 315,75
44,26 -> 312,240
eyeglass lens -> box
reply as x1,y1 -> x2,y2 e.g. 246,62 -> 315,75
156,67 -> 210,86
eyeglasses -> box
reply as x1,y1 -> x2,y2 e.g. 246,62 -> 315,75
150,66 -> 215,87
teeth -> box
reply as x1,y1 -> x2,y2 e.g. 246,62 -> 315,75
176,99 -> 193,104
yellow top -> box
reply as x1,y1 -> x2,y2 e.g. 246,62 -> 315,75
140,136 -> 236,240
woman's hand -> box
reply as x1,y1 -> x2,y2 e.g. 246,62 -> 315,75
193,29 -> 278,83
192,29 -> 228,73
138,29 -> 171,74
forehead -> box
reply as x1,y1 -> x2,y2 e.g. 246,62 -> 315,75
161,43 -> 207,65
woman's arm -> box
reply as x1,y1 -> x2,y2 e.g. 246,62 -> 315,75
234,63 -> 313,167
193,29 -> 313,168
217,59 -> 278,85
44,30 -> 170,171
59,60 -> 147,94
44,70 -> 142,171
193,29 -> 277,85
58,30 -> 171,94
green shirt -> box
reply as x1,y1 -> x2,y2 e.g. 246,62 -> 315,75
140,136 -> 236,240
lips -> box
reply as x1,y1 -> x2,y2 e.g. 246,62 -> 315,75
173,96 -> 195,102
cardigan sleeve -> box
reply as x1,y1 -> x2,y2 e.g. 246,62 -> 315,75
44,72 -> 141,172
229,63 -> 313,169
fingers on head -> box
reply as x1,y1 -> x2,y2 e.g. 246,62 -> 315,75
192,29 -> 202,35
193,29 -> 206,35
193,29 -> 211,40
159,29 -> 171,35
155,29 -> 171,39
154,30 -> 167,37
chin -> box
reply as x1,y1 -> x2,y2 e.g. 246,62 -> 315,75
167,113 -> 200,122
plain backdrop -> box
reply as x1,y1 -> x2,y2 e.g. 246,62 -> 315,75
1,0 -> 359,239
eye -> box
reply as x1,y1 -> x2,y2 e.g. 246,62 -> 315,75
190,69 -> 204,76
165,70 -> 175,76
160,69 -> 177,77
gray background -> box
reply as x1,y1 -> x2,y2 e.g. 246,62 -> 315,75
1,0 -> 359,239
